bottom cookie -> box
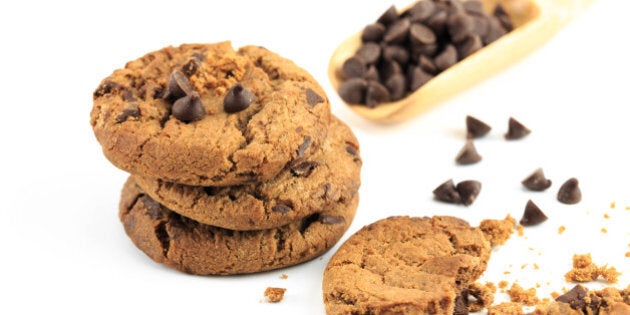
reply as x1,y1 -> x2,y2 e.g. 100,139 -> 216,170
322,216 -> 491,315
119,177 -> 357,275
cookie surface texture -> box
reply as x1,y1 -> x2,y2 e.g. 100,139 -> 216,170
322,216 -> 491,315
92,41 -> 331,186
133,117 -> 361,230
119,177 -> 357,275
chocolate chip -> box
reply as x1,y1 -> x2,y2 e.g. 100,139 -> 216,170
356,42 -> 382,64
223,83 -> 255,113
362,23 -> 386,42
557,178 -> 582,204
272,203 -> 292,214
291,161 -> 319,178
385,73 -> 407,101
122,90 -> 136,102
466,115 -> 491,138
418,55 -> 438,74
379,60 -> 403,81
456,180 -> 481,206
457,34 -> 483,59
434,44 -> 458,71
425,10 -> 448,37
165,70 -> 194,100
142,196 -> 163,220
483,17 -> 507,45
306,88 -> 324,106
556,285 -> 588,310
519,200 -> 548,226
383,17 -> 410,44
364,65 -> 380,81
181,59 -> 200,76
453,295 -> 469,315
409,23 -> 437,45
455,140 -> 482,165
341,56 -> 367,80
494,4 -> 513,31
505,117 -> 531,140
522,168 -> 552,191
296,137 -> 312,158
433,179 -> 461,204
377,5 -> 399,26
365,81 -> 391,107
382,45 -> 409,65
320,215 -> 346,225
407,66 -> 434,91
463,1 -> 484,15
408,0 -> 436,23
338,78 -> 367,104
172,92 -> 206,123
471,15 -> 490,38
94,80 -> 122,98
346,144 -> 359,157
448,13 -> 475,43
116,104 -> 141,123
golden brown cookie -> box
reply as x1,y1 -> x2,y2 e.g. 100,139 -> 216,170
132,116 -> 361,231
322,216 -> 491,315
92,41 -> 331,186
119,177 -> 357,275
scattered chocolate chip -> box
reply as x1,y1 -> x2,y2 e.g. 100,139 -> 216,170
272,203 -> 292,214
433,179 -> 462,204
519,200 -> 548,226
383,17 -> 411,44
116,104 -> 141,123
291,161 -> 319,178
409,23 -> 437,45
455,139 -> 482,165
181,59 -> 200,76
165,70 -> 194,100
356,42 -> 382,64
379,60 -> 403,81
385,73 -> 407,101
171,92 -> 205,123
296,137 -> 312,158
504,117 -> 531,140
407,66 -> 434,91
434,44 -> 458,71
418,55 -> 438,74
365,81 -> 391,107
338,78 -> 367,104
346,144 -> 359,157
377,5 -> 399,26
320,215 -> 346,225
426,10 -> 448,37
223,83 -> 255,113
556,285 -> 588,310
93,80 -> 122,98
382,45 -> 409,64
466,115 -> 491,138
522,168 -> 552,191
362,23 -> 386,42
408,0 -> 436,23
557,178 -> 582,204
453,295 -> 469,315
306,88 -> 324,106
342,56 -> 367,79
456,180 -> 481,206
457,34 -> 483,59
448,12 -> 475,42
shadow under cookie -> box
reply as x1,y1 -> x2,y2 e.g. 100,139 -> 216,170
119,177 -> 358,275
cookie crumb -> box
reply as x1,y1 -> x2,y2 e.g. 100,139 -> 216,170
264,287 -> 286,303
610,201 -> 616,209
564,253 -> 620,283
558,226 -> 566,234
480,215 -> 515,246
280,274 -> 288,279
507,283 -> 540,306
625,252 -> 630,258
517,225 -> 524,237
487,302 -> 523,315
601,227 -> 608,234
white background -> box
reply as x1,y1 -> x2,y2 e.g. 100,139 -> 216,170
1,0 -> 629,314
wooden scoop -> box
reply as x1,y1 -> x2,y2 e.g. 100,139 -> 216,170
328,0 -> 592,123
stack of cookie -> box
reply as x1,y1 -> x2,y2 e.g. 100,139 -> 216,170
91,42 -> 362,275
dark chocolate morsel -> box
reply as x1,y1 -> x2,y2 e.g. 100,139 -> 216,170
453,295 -> 469,315
434,44 -> 458,71
382,45 -> 409,65
364,65 -> 380,81
455,140 -> 481,165
409,23 -> 437,45
320,215 -> 346,225
182,58 -> 200,76
342,56 -> 367,80
377,5 -> 399,26
165,70 -> 194,100
505,117 -> 531,140
408,66 -> 434,91
272,204 -> 292,214
408,0 -> 436,23
383,17 -> 411,44
356,42 -> 382,64
291,161 -> 319,178
557,178 -> 582,204
338,78 -> 368,104
306,88 -> 324,106
556,285 -> 588,310
522,168 -> 552,191
223,83 -> 255,113
456,180 -> 481,206
94,80 -> 123,98
116,104 -> 141,123
457,35 -> 483,59
385,73 -> 407,101
172,92 -> 205,123
448,13 -> 475,43
296,137 -> 312,157
365,81 -> 391,107
362,23 -> 386,42
466,115 -> 491,138
519,200 -> 548,226
433,179 -> 461,204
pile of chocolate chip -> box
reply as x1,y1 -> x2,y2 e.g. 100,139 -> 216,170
337,0 -> 513,107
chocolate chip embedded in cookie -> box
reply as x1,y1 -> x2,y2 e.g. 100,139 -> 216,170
322,216 -> 491,315
91,41 -> 331,186
133,117 -> 361,231
119,178 -> 358,275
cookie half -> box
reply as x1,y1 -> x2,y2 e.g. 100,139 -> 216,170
133,116 -> 361,231
323,216 -> 491,315
119,177 -> 357,275
92,41 -> 331,186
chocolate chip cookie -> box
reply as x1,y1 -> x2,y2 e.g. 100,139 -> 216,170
323,216 -> 491,314
132,117 -> 361,231
92,41 -> 331,186
119,177 -> 357,275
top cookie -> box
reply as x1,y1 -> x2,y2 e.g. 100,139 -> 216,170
91,42 -> 331,186
323,216 -> 491,315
